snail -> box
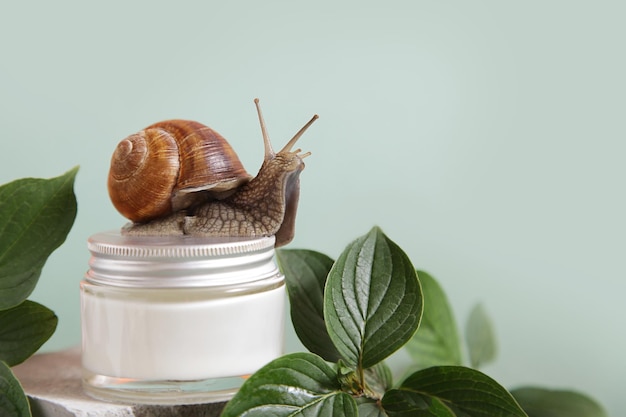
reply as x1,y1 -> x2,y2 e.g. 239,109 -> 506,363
107,99 -> 318,247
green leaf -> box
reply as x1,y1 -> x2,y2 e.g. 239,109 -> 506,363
465,303 -> 497,368
404,270 -> 463,369
364,361 -> 394,397
0,300 -> 58,366
0,361 -> 31,417
220,352 -> 358,417
387,366 -> 528,417
0,167 -> 79,310
382,390 -> 454,417
337,360 -> 393,400
357,398 -> 390,417
277,249 -> 341,362
511,387 -> 608,417
324,226 -> 422,369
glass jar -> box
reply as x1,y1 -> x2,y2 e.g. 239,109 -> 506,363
80,231 -> 285,405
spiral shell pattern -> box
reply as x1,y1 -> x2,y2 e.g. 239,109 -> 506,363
107,120 -> 250,223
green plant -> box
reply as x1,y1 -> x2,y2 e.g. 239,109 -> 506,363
221,227 -> 530,416
0,168 -> 79,417
222,226 -> 607,417
404,271 -> 608,417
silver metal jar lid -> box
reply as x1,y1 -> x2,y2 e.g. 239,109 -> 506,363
86,231 -> 279,288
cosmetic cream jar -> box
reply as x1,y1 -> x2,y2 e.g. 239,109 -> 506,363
80,231 -> 285,404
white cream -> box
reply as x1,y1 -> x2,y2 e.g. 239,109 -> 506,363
81,284 -> 284,380
80,231 -> 285,404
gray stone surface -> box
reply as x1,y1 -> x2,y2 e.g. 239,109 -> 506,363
12,348 -> 227,417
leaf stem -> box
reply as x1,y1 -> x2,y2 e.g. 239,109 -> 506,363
358,363 -> 366,395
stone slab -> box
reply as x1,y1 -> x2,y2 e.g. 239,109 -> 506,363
11,348 -> 227,417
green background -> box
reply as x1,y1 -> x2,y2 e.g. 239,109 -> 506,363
1,1 -> 623,414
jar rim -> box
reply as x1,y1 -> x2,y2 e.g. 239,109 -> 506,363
85,231 -> 280,288
88,231 -> 276,259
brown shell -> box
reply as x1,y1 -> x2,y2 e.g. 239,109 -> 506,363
107,120 -> 251,223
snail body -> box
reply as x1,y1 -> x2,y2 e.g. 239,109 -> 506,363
107,99 -> 317,247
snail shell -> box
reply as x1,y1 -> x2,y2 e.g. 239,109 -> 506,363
107,120 -> 251,223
